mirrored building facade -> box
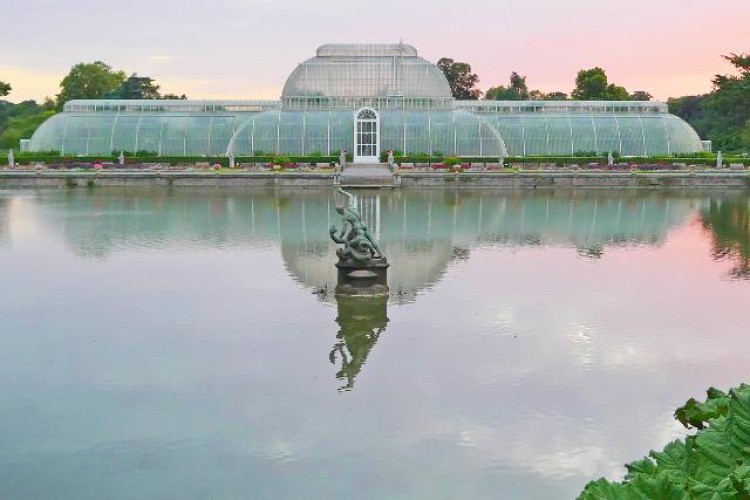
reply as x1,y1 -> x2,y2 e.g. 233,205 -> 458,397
28,43 -> 704,160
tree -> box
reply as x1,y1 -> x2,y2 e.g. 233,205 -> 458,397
0,100 -> 53,149
485,71 -> 530,100
106,74 -> 161,99
668,94 -> 709,138
437,58 -> 482,100
571,67 -> 609,100
606,84 -> 631,101
42,96 -> 56,111
672,53 -> 750,152
162,93 -> 187,100
572,67 -> 637,101
484,85 -> 508,100
703,53 -> 750,151
545,91 -> 569,101
56,61 -> 126,110
742,119 -> 750,150
631,90 -> 653,101
0,81 -> 10,97
529,89 -> 546,100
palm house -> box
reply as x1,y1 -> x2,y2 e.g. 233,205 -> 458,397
28,43 -> 704,160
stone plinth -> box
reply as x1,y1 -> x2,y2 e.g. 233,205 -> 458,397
335,259 -> 389,296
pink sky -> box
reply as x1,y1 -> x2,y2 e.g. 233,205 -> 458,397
1,0 -> 748,103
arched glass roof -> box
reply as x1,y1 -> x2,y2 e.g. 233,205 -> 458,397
226,109 -> 507,157
29,105 -> 701,158
281,43 -> 452,100
25,42 -> 706,158
481,110 -> 702,156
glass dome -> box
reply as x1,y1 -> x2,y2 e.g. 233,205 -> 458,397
281,43 -> 452,100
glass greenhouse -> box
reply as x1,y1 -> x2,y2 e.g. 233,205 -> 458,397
28,43 -> 704,160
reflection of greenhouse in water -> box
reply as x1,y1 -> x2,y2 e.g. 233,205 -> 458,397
6,189 -> 708,295
4,188 -> 743,391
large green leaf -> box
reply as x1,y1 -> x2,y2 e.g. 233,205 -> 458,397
578,384 -> 750,499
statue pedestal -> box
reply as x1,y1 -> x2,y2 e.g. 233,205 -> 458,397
335,259 -> 389,296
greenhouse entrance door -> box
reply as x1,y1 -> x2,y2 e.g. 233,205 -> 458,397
354,108 -> 380,163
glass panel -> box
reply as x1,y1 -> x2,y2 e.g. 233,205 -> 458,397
546,115 -> 573,155
522,116 -> 548,155
618,116 -> 645,156
569,116 -> 597,154
592,116 -> 621,155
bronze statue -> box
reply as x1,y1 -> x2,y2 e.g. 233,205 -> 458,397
329,188 -> 384,264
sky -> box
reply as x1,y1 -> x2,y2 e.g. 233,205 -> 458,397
1,0 -> 748,103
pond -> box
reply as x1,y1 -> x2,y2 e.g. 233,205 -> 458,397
1,188 -> 748,499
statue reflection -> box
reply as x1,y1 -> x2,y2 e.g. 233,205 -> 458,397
329,295 -> 389,392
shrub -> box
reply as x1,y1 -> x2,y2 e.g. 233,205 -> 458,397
269,155 -> 292,166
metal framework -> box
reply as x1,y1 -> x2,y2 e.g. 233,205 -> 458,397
28,44 -> 704,158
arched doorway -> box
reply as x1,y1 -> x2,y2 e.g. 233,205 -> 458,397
354,107 -> 380,163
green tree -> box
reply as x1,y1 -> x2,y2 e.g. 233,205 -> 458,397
437,58 -> 482,100
704,53 -> 750,151
528,89 -> 548,101
162,93 -> 187,100
571,67 -> 609,100
545,91 -> 569,100
56,61 -> 126,110
41,96 -> 56,111
485,71 -> 530,100
668,94 -> 709,137
106,74 -> 161,99
0,100 -> 53,149
484,85 -> 508,100
631,90 -> 653,101
742,119 -> 750,150
606,84 -> 631,100
0,81 -> 11,97
671,53 -> 750,152
571,67 -> 635,101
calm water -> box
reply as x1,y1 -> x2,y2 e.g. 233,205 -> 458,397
1,188 -> 749,499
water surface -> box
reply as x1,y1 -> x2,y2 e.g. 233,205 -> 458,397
1,188 -> 748,499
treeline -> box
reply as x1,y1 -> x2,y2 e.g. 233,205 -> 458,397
438,53 -> 750,152
0,61 -> 185,149
3,53 -> 750,153
437,59 -> 652,102
668,54 -> 750,152
0,95 -> 55,150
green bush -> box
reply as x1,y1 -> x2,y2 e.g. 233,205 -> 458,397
269,155 -> 292,165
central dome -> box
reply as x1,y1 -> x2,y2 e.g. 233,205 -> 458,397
281,43 -> 452,99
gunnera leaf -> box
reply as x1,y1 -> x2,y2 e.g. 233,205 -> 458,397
578,384 -> 750,499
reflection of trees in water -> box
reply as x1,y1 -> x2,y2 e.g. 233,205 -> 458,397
702,198 -> 750,279
329,295 -> 388,392
578,244 -> 604,259
0,198 -> 8,245
450,245 -> 470,262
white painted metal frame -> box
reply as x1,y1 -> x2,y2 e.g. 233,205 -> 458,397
354,107 -> 380,163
